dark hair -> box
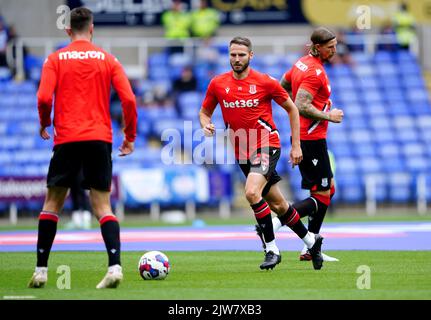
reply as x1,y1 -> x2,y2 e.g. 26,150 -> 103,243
310,27 -> 336,56
311,27 -> 336,45
70,7 -> 93,33
229,37 -> 252,51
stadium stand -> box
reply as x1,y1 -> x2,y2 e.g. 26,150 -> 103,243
0,46 -> 430,211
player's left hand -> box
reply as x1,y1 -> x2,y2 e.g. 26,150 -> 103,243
289,146 -> 303,167
39,126 -> 50,140
119,139 -> 134,156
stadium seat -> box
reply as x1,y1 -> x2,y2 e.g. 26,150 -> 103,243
387,173 -> 413,203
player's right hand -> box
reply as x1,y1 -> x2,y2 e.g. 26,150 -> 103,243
329,108 -> 344,123
203,123 -> 216,137
289,145 -> 303,167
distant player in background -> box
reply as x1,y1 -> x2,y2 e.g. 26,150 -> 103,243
276,27 -> 344,262
199,37 -> 324,271
66,170 -> 92,230
28,7 -> 137,289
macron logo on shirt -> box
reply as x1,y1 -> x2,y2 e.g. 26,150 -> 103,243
59,51 -> 105,61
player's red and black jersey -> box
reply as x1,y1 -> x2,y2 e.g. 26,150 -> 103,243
37,39 -> 137,146
284,54 -> 331,140
202,69 -> 289,160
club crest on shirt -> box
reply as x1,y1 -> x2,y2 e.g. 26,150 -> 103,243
321,178 -> 328,187
249,84 -> 257,94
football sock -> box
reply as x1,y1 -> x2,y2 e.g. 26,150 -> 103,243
302,232 -> 316,249
265,240 -> 280,255
272,216 -> 282,232
36,211 -> 59,267
100,215 -> 121,266
292,197 -> 318,218
277,206 -> 308,239
308,194 -> 330,234
251,199 -> 275,244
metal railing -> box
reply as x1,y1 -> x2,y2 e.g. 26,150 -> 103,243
8,33 -> 419,80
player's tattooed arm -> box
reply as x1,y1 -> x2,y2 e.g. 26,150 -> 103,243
280,77 -> 293,97
295,88 -> 331,121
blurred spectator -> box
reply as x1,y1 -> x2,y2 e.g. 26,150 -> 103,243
329,30 -> 354,66
161,0 -> 191,53
393,2 -> 416,50
190,0 -> 220,39
173,65 -> 197,93
172,65 -> 197,112
7,25 -> 29,79
378,20 -> 398,51
0,18 -> 8,67
65,171 -> 92,230
345,25 -> 365,52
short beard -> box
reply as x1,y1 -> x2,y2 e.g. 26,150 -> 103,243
231,60 -> 250,74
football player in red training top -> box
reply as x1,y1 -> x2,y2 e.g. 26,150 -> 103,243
28,7 -> 137,289
275,27 -> 344,262
199,36 -> 324,270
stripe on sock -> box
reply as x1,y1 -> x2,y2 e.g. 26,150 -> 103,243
39,211 -> 59,223
251,199 -> 271,219
99,214 -> 118,225
285,207 -> 300,227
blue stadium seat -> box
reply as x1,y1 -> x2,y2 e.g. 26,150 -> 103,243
407,88 -> 430,104
353,64 -> 375,77
373,51 -> 395,63
358,77 -> 379,91
337,175 -> 364,203
387,101 -> 411,116
354,143 -> 377,157
148,52 -> 169,67
401,75 -> 425,89
387,173 -> 413,202
381,158 -> 405,173
330,143 -> 353,157
406,156 -> 429,173
396,129 -> 420,144
377,143 -> 401,158
336,157 -> 359,174
357,157 -> 382,174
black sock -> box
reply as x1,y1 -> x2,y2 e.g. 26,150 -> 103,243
251,199 -> 274,243
36,212 -> 59,267
308,196 -> 329,234
100,215 -> 121,266
278,206 -> 308,239
292,197 -> 317,218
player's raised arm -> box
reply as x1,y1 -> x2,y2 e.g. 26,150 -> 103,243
280,97 -> 302,166
295,88 -> 343,123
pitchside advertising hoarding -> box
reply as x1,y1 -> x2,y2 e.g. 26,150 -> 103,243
0,170 -> 232,206
0,176 -> 120,202
66,0 -> 431,26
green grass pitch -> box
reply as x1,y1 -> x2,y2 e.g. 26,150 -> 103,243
1,251 -> 431,300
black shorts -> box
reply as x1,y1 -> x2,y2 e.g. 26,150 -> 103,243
238,147 -> 282,197
47,141 -> 112,191
298,139 -> 333,191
